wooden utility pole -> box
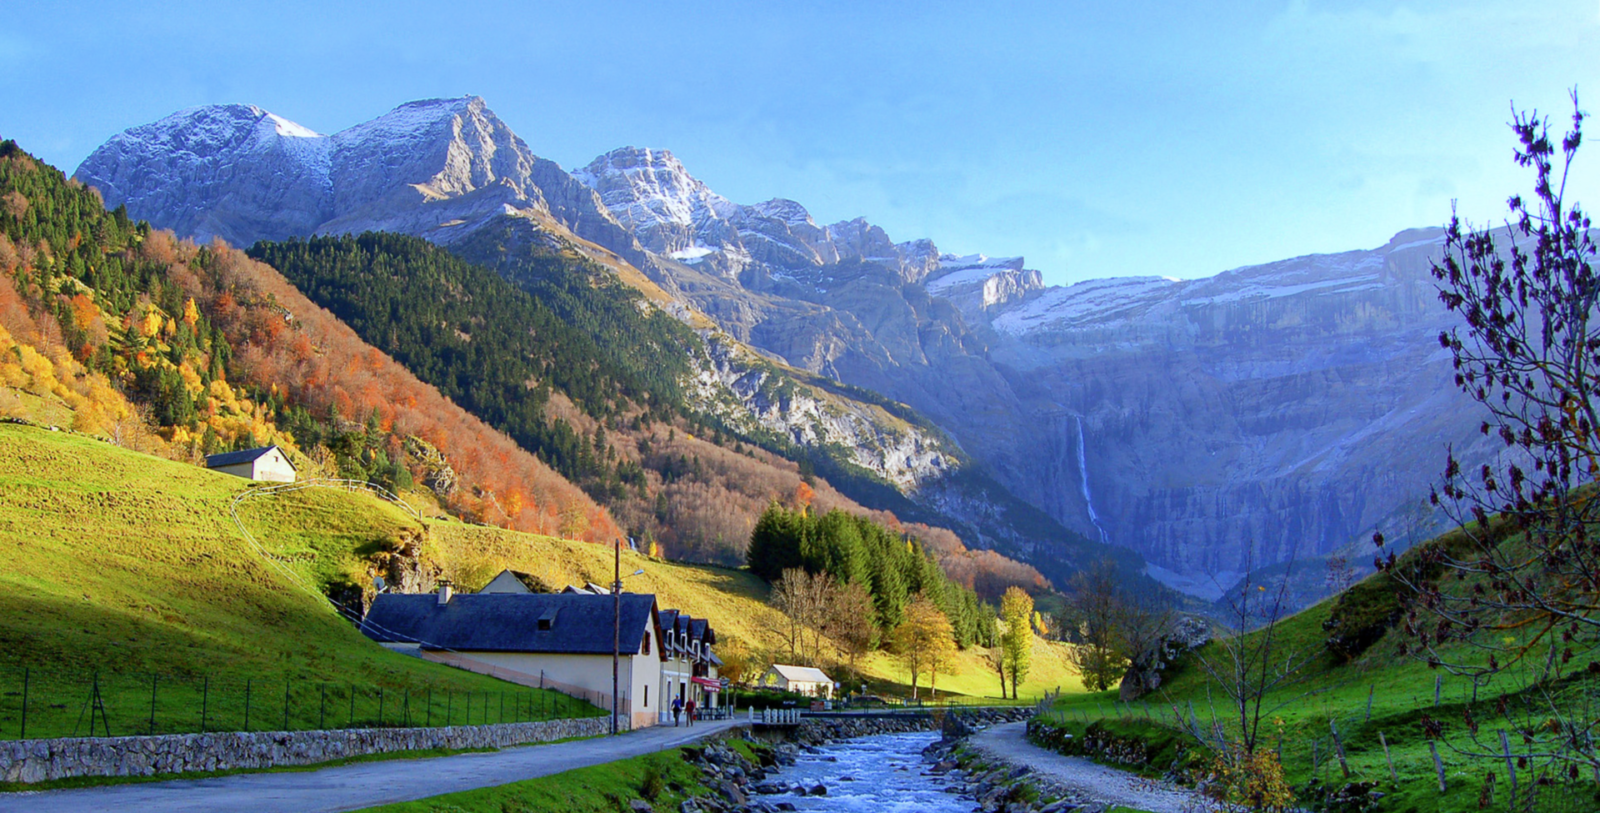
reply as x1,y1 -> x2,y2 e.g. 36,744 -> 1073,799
612,538 -> 621,736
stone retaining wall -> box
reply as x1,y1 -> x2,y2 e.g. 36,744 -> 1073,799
0,715 -> 613,784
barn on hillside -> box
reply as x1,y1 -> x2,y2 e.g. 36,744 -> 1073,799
204,445 -> 296,483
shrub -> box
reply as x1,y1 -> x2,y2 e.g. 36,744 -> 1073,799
639,763 -> 665,801
1207,744 -> 1295,812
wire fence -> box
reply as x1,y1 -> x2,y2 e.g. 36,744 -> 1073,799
0,667 -> 604,741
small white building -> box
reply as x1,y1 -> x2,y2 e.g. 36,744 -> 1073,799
204,445 -> 296,483
763,664 -> 834,699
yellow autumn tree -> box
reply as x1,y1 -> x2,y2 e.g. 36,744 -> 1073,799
1000,586 -> 1034,699
892,593 -> 956,701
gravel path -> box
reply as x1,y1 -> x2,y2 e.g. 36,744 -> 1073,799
967,721 -> 1205,813
0,719 -> 742,813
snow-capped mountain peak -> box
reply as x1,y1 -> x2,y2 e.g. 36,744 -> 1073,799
573,146 -> 740,259
73,96 -> 641,252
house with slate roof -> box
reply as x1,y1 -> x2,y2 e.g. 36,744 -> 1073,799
204,445 -> 296,482
441,569 -> 722,723
360,589 -> 664,729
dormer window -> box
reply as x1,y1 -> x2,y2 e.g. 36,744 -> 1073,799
537,610 -> 557,631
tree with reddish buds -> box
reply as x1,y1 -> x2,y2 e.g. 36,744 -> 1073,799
1379,91 -> 1600,785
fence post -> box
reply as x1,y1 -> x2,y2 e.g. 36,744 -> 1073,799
1429,740 -> 1447,792
500,691 -> 504,724
1365,685 -> 1374,722
1379,731 -> 1397,783
1330,719 -> 1350,778
446,690 -> 453,726
427,687 -> 433,727
200,676 -> 209,734
1500,729 -> 1518,806
244,679 -> 252,732
403,689 -> 410,727
18,668 -> 27,740
283,679 -> 291,731
320,683 -> 327,730
149,674 -> 158,735
1434,674 -> 1442,707
378,687 -> 384,727
94,672 -> 110,737
349,684 -> 356,728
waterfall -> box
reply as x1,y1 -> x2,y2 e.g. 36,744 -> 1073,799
1075,415 -> 1110,545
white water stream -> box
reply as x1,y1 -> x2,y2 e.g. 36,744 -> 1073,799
762,731 -> 968,813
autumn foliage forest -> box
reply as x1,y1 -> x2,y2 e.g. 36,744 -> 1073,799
0,137 -> 1049,603
0,139 -> 616,541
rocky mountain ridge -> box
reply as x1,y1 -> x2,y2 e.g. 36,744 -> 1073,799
75,97 -> 1122,589
78,96 -> 1498,601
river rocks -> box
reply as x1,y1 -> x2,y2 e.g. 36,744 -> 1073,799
629,800 -> 656,813
922,730 -> 1103,813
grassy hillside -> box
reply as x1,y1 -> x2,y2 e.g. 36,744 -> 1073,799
1041,563 -> 1600,813
0,420 -> 1074,745
0,422 -> 595,740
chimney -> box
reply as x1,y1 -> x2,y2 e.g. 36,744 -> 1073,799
437,580 -> 454,605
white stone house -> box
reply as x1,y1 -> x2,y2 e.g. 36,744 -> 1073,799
763,664 -> 834,699
361,589 -> 665,729
204,445 -> 296,483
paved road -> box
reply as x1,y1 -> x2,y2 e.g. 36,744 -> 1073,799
967,721 -> 1203,813
0,719 -> 742,813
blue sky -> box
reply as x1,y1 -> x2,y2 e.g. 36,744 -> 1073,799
2,1 -> 1596,285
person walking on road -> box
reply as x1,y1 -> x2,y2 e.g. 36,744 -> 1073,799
685,698 -> 696,727
672,696 -> 683,727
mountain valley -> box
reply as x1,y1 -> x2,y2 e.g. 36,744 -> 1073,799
73,96 -> 1498,603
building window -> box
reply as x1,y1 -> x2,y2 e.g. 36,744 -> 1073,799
644,685 -> 649,707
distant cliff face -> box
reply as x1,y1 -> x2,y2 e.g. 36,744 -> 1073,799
971,231 -> 1496,596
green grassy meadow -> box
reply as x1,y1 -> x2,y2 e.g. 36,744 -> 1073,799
1040,578 -> 1600,813
0,422 -> 597,739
